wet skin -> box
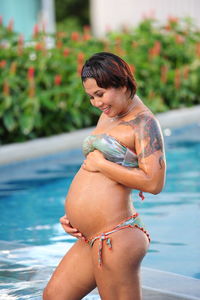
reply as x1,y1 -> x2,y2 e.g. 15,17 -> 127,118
43,78 -> 166,300
65,79 -> 165,240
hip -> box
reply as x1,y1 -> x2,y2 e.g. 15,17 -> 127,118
85,213 -> 150,266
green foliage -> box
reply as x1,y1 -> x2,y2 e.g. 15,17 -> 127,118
55,0 -> 89,28
0,16 -> 200,144
56,17 -> 82,33
106,17 -> 200,111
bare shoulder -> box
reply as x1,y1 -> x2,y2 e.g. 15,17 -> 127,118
120,110 -> 161,134
120,110 -> 164,156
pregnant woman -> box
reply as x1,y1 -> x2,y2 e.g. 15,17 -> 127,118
43,52 -> 166,300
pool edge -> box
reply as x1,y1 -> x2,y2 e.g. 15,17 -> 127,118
141,267 -> 200,299
0,105 -> 200,165
87,267 -> 200,300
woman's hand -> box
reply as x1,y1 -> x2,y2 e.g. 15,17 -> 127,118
60,215 -> 85,240
82,150 -> 105,172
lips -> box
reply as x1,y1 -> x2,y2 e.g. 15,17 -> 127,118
101,105 -> 111,114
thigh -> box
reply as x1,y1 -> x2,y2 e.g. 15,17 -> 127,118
92,227 -> 149,300
43,240 -> 96,300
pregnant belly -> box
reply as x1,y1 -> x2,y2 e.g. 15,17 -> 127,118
65,168 -> 133,238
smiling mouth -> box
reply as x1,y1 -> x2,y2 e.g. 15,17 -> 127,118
101,105 -> 111,114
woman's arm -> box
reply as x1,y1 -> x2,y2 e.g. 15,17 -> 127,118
83,113 -> 166,194
97,154 -> 164,194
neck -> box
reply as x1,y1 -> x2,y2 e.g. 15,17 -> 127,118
111,95 -> 138,121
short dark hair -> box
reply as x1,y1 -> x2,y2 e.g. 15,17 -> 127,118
81,52 -> 137,98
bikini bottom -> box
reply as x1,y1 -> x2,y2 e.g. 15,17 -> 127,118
85,212 -> 150,266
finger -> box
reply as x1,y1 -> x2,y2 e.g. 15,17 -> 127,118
60,215 -> 67,221
68,228 -> 82,235
72,233 -> 82,238
60,216 -> 70,224
71,228 -> 79,232
60,219 -> 69,225
63,226 -> 79,233
73,233 -> 84,239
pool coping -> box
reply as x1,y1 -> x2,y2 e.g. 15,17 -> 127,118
87,267 -> 200,300
141,267 -> 200,300
0,105 -> 200,165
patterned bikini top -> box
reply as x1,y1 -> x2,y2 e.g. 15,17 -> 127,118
82,133 -> 144,200
82,133 -> 139,168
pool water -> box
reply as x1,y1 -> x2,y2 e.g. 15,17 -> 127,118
0,123 -> 200,299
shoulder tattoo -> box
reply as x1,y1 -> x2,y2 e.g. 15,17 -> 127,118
120,114 -> 164,165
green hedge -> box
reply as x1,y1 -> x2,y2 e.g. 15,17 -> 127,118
0,17 -> 200,144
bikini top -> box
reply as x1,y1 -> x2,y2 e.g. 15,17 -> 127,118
82,133 -> 144,200
82,133 -> 139,168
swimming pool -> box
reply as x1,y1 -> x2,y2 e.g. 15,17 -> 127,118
0,123 -> 200,299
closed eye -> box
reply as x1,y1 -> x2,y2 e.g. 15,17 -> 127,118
96,93 -> 103,97
87,93 -> 104,100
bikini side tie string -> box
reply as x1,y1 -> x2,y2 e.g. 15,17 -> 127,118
91,224 -> 136,267
85,213 -> 150,267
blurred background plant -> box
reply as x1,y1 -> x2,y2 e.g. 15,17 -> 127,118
0,15 -> 199,144
55,0 -> 89,33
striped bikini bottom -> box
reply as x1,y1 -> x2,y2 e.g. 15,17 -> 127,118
85,212 -> 150,266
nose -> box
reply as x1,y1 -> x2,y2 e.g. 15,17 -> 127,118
91,98 -> 103,108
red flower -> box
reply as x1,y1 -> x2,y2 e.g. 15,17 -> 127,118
18,34 -> 24,46
196,42 -> 200,57
28,81 -> 35,98
56,39 -> 63,49
71,32 -> 79,41
28,67 -> 35,80
83,33 -> 91,41
174,68 -> 181,89
168,16 -> 179,24
7,19 -> 14,32
132,41 -> 139,48
3,80 -> 10,96
10,61 -> 17,74
161,65 -> 168,83
63,48 -> 70,57
57,32 -> 66,39
114,37 -> 125,56
77,52 -> 85,75
149,41 -> 161,59
129,64 -> 135,74
33,24 -> 39,37
77,52 -> 85,64
183,66 -> 189,80
175,34 -> 184,44
0,60 -> 6,68
18,35 -> 24,55
54,75 -> 62,85
164,24 -> 171,31
83,26 -> 91,41
35,42 -> 44,51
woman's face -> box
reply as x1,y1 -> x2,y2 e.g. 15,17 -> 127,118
83,78 -> 129,118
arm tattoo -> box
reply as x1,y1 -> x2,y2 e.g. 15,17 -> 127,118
159,155 -> 164,169
120,114 -> 164,165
